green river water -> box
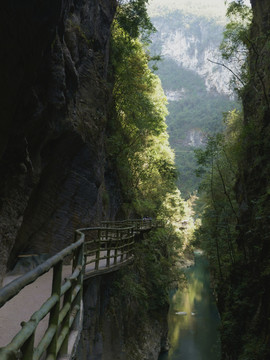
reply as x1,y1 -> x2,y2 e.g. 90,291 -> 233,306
159,250 -> 221,360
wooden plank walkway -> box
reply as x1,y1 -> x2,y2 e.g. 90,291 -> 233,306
0,250 -> 130,348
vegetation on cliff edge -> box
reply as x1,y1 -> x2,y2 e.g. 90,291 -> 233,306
104,1 -> 191,356
195,1 -> 270,359
108,0 -> 186,225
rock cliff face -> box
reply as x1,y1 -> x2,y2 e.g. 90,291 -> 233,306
76,272 -> 168,360
218,1 -> 270,358
238,0 -> 270,350
239,0 -> 270,241
149,7 -> 236,197
151,12 -> 231,96
0,0 -> 118,283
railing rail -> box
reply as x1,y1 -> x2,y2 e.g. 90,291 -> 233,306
0,237 -> 84,360
81,226 -> 135,276
0,219 -> 161,359
101,218 -> 164,230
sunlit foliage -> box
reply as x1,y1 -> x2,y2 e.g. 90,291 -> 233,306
105,10 -> 190,350
108,15 -> 185,220
220,1 -> 252,91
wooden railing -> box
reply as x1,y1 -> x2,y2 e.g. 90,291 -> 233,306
0,237 -> 84,360
0,219 -> 160,360
101,218 -> 163,231
77,226 -> 135,279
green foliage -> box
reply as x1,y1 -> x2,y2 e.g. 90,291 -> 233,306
149,9 -> 239,198
108,17 -> 185,219
194,110 -> 248,357
111,227 -> 183,316
135,228 -> 183,309
154,56 -> 238,197
145,1 -> 270,359
106,11 -> 189,353
220,1 -> 252,90
116,0 -> 155,41
108,226 -> 185,358
195,106 -> 270,358
194,3 -> 270,358
106,7 -> 194,356
195,0 -> 252,281
195,109 -> 243,280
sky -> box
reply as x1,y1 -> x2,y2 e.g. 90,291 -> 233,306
148,0 -> 251,20
148,0 -> 227,19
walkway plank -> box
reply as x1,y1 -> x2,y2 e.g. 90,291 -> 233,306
0,252 -> 129,348
0,220 -> 159,358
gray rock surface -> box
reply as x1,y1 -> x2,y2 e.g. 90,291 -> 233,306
77,272 -> 168,360
0,0 -> 118,283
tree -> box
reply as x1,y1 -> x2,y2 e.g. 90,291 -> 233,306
195,110 -> 243,280
220,1 -> 252,92
116,0 -> 155,41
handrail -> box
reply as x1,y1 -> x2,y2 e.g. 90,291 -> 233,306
0,238 -> 85,360
80,226 -> 135,277
0,237 -> 84,308
101,218 -> 164,229
0,219 -> 161,359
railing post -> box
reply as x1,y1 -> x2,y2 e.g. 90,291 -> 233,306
59,241 -> 83,356
73,242 -> 84,329
132,227 -> 135,257
47,261 -> 63,359
114,230 -> 119,265
95,230 -> 100,270
121,230 -> 125,263
128,228 -> 133,259
21,324 -> 35,360
0,221 -> 157,360
59,286 -> 72,356
106,228 -> 110,267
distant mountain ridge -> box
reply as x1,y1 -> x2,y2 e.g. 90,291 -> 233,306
149,5 -> 237,197
151,12 -> 232,96
148,0 -> 227,21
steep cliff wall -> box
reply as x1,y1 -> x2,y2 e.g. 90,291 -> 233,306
0,0 -> 118,284
218,1 -> 270,359
237,0 -> 270,346
76,270 -> 168,360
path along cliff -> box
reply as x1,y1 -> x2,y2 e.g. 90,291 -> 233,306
0,221 -> 168,360
0,1 -> 170,359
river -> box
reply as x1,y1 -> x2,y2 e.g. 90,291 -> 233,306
159,250 -> 221,360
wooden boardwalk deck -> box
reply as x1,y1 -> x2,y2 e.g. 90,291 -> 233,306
0,219 -> 161,359
0,250 -> 131,348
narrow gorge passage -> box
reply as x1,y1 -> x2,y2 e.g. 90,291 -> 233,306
2,0 -> 270,358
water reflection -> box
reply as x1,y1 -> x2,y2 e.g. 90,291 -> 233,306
159,251 -> 221,360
